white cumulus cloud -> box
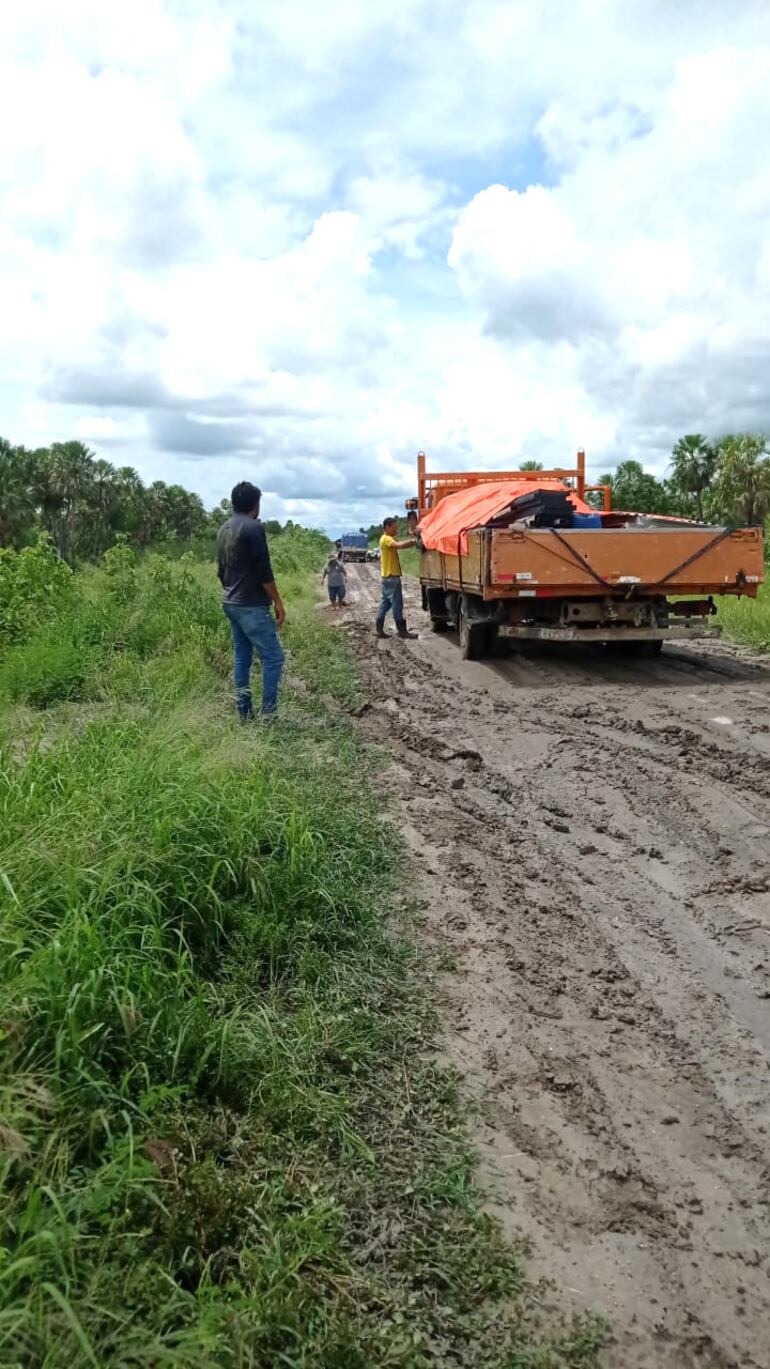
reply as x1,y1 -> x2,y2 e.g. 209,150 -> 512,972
0,0 -> 769,531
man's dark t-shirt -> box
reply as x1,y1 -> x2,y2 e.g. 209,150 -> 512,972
216,514 -> 274,607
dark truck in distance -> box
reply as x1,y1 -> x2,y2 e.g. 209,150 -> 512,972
338,532 -> 368,563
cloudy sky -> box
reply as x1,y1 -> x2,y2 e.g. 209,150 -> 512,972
1,1 -> 769,531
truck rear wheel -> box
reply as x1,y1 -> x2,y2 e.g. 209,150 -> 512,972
459,600 -> 487,660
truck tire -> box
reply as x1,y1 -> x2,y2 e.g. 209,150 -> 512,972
459,599 -> 486,660
426,587 -> 449,631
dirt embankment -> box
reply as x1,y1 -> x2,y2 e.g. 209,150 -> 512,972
337,564 -> 770,1369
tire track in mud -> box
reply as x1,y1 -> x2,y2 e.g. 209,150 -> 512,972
337,566 -> 770,1369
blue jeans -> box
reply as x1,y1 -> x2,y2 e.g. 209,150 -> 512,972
223,603 -> 285,718
378,576 -> 405,624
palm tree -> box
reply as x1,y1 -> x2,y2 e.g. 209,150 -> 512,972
146,481 -> 174,544
36,441 -> 96,562
0,440 -> 37,547
598,461 -> 669,513
85,458 -> 119,555
519,460 -> 543,471
709,434 -> 770,526
670,435 -> 716,520
164,485 -> 207,540
208,499 -> 231,532
113,466 -> 145,540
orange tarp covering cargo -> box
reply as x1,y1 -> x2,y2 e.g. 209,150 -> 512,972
418,480 -> 595,556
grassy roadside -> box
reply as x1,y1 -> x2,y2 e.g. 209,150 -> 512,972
397,547 -> 420,579
717,580 -> 770,652
0,536 -> 606,1367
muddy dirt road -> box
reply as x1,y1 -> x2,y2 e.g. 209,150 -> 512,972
337,565 -> 770,1369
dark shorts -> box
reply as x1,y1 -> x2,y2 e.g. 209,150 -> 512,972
328,584 -> 345,603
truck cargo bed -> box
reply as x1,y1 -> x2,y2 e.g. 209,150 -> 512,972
488,525 -> 762,597
420,525 -> 763,600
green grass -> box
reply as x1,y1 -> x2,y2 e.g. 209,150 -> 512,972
398,547 -> 420,578
0,534 -> 606,1366
717,579 -> 770,652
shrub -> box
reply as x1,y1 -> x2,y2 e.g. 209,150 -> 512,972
0,637 -> 94,707
0,535 -> 75,645
102,538 -> 138,604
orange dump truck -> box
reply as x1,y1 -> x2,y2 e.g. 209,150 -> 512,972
404,450 -> 765,659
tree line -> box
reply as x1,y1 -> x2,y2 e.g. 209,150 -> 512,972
596,433 -> 770,525
0,438 -> 214,561
0,438 -> 298,562
3,429 -> 769,565
511,434 -> 770,525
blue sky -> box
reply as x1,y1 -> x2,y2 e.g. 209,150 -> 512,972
1,0 -> 769,531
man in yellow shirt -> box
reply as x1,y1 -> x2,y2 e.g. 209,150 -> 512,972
377,517 -> 417,639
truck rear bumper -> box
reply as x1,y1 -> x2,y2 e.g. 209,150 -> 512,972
498,624 -> 723,644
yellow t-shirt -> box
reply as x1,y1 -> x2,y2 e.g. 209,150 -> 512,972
379,533 -> 401,578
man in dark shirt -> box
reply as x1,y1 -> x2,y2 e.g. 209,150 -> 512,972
216,481 -> 286,719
